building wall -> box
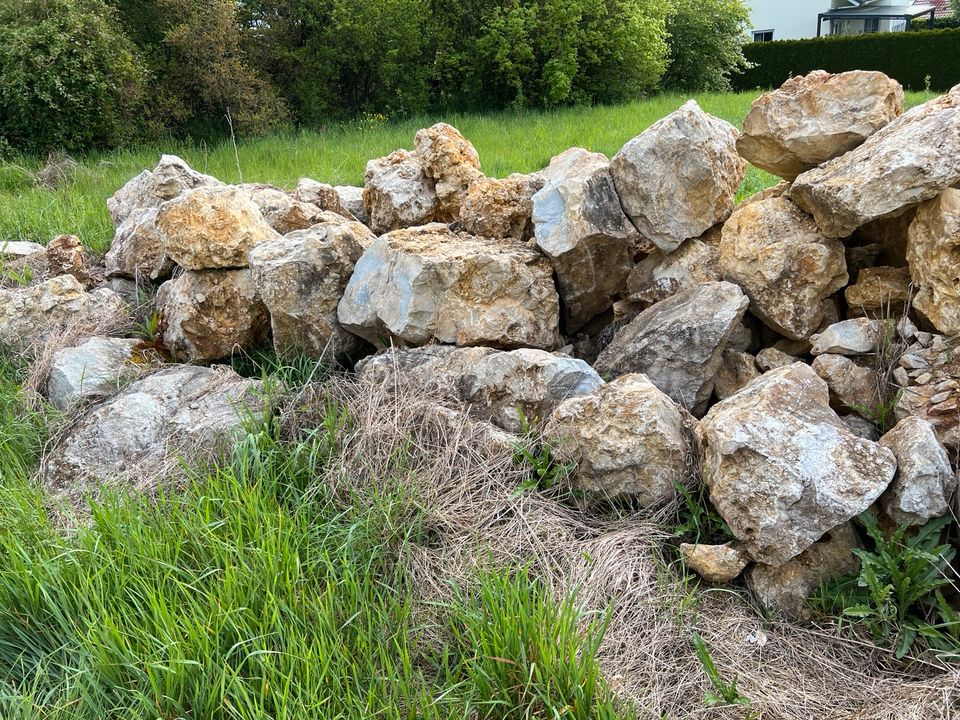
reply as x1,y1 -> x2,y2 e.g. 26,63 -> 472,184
748,0 -> 826,40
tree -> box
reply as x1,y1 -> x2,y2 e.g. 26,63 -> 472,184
662,0 -> 752,93
0,0 -> 148,153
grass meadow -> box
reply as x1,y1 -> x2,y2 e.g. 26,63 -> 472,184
0,89 -> 954,718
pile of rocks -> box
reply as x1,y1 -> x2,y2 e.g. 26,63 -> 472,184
6,70 -> 960,618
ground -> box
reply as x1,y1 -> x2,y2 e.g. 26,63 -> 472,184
0,90 -> 955,719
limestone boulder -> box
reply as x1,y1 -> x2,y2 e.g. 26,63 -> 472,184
248,221 -> 366,361
845,266 -> 911,317
105,208 -> 175,281
789,85 -> 960,238
338,224 -> 560,349
243,184 -> 332,234
756,347 -> 797,373
625,226 -> 722,309
594,281 -> 749,415
908,189 -> 960,335
737,70 -> 904,180
156,269 -> 269,361
879,416 -> 957,526
810,319 -> 887,356
460,173 -> 543,240
157,186 -> 281,270
107,154 -> 223,226
334,185 -> 368,224
46,337 -> 143,411
547,374 -> 690,503
357,345 -> 602,433
46,234 -> 92,288
0,276 -> 125,350
699,363 -> 896,566
610,100 -> 745,252
532,148 -> 638,330
413,123 -> 483,221
291,178 -> 356,220
811,353 -> 881,414
747,523 -> 861,619
0,241 -> 45,260
363,149 -> 438,234
714,350 -> 760,401
44,365 -> 263,490
680,542 -> 751,583
720,195 -> 848,340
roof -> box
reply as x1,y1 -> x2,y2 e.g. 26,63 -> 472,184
916,0 -> 953,17
821,3 -> 937,18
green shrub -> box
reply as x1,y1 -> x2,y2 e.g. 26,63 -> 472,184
0,0 -> 148,153
734,28 -> 960,92
662,0 -> 752,92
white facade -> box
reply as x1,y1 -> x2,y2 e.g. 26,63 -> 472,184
747,0 -> 826,41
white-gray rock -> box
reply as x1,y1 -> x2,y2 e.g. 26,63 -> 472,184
334,185 -> 368,224
107,154 -> 223,226
362,149 -> 438,235
0,240 -> 45,260
879,416 -> 957,526
699,363 -> 896,566
105,207 -> 175,281
810,319 -> 887,356
610,100 -> 745,251
46,337 -> 143,411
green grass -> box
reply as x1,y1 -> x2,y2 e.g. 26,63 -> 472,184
0,90 -> 936,254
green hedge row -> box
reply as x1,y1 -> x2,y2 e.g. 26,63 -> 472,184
733,28 -> 960,91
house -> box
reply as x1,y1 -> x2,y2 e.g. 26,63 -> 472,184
746,0 -> 944,42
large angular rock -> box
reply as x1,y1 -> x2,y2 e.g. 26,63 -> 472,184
810,319 -> 887,356
845,266 -> 911,317
157,186 -> 281,270
338,224 -> 560,349
594,281 -> 748,415
532,148 -> 638,330
699,363 -> 896,566
248,221 -> 366,361
811,353 -> 881,414
414,123 -> 483,221
156,269 -> 269,361
357,345 -> 602,433
291,178 -> 356,220
243,184 -> 333,234
610,100 -> 745,252
879,416 -> 957,527
460,173 -> 543,240
625,226 -> 722,308
105,208 -> 175,281
334,185 -> 368,225
747,523 -> 861,619
720,195 -> 848,340
714,350 -> 759,401
46,337 -> 143,411
908,189 -> 960,335
46,234 -> 92,288
0,240 -> 45,260
680,542 -> 751,583
737,70 -> 904,180
363,149 -> 438,235
0,276 -> 125,350
44,365 -> 263,490
547,374 -> 690,504
107,154 -> 223,226
789,85 -> 960,238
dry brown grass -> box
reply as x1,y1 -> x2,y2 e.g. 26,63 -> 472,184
279,369 -> 960,719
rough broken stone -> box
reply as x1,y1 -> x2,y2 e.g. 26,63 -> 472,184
243,184 -> 333,233
811,353 -> 881,413
156,269 -> 269,361
248,221 -> 366,361
789,85 -> 960,238
460,173 -> 543,240
843,414 -> 880,441
699,363 -> 896,566
895,336 -> 960,448
107,154 -> 223,226
737,70 -> 903,180
44,365 -> 263,490
879,416 -> 957,526
625,226 -> 722,308
0,241 -> 45,260
714,350 -> 760,401
157,186 -> 281,270
908,189 -> 960,335
747,523 -> 861,619
46,337 -> 142,411
845,266 -> 911,317
720,195 -> 848,340
356,345 -> 602,433
594,281 -> 749,415
46,234 -> 92,288
413,123 -> 483,221
338,224 -> 560,349
547,374 -> 689,504
105,208 -> 175,281
755,347 -> 797,373
363,149 -> 439,235
532,148 -> 638,330
334,185 -> 368,224
611,100 -> 745,251
290,178 -> 356,220
680,542 -> 751,583
810,319 -> 887,356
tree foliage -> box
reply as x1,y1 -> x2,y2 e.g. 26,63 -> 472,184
662,0 -> 752,92
0,0 -> 148,153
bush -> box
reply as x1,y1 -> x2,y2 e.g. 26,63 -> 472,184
662,0 -> 752,92
734,28 -> 960,92
0,0 -> 148,153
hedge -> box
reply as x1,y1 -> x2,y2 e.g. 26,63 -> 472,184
733,27 -> 960,91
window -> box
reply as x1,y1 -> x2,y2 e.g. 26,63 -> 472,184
864,18 -> 880,33
753,29 -> 774,42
